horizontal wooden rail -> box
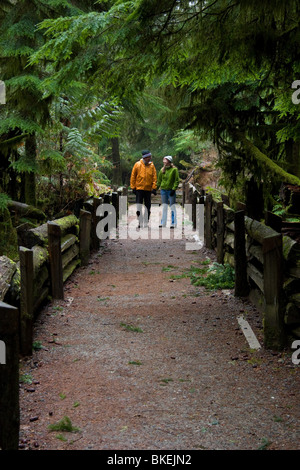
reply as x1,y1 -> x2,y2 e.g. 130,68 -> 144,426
196,186 -> 300,350
0,192 -> 122,449
0,301 -> 19,450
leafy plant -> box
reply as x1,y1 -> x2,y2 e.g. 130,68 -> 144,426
120,322 -> 143,333
159,378 -> 173,385
19,373 -> 33,384
189,262 -> 235,290
33,340 -> 44,351
162,265 -> 178,272
56,434 -> 68,441
0,193 -> 11,212
48,416 -> 79,433
257,438 -> 272,450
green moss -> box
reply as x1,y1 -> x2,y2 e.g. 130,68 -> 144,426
48,416 -> 79,433
55,215 -> 79,234
241,134 -> 300,186
32,246 -> 49,273
0,207 -> 18,259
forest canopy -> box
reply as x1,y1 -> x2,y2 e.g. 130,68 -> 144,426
1,0 -> 300,249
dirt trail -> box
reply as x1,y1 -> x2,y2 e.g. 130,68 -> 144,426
19,208 -> 300,450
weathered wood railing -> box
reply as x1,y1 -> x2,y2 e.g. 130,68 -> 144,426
184,182 -> 300,351
0,301 -> 19,450
0,191 -> 120,449
1,185 -> 298,448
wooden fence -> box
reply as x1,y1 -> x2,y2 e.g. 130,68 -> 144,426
0,191 -> 120,449
1,185 -> 299,448
184,182 -> 300,351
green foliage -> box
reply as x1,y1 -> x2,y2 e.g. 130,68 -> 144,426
120,322 -> 143,333
0,0 -> 119,214
1,0 -> 300,223
189,262 -> 235,291
0,193 -> 11,212
172,130 -> 209,157
10,154 -> 38,173
39,149 -> 67,173
19,373 -> 33,384
48,416 -> 79,433
33,341 -> 44,351
0,204 -> 18,259
28,0 -> 300,209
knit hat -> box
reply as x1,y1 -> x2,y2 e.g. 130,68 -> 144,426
164,155 -> 173,163
142,149 -> 152,158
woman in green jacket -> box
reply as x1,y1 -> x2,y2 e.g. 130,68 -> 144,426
157,156 -> 179,228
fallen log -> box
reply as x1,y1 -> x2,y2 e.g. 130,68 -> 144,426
8,201 -> 46,221
0,256 -> 17,301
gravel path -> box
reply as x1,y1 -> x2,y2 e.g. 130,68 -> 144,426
19,209 -> 300,451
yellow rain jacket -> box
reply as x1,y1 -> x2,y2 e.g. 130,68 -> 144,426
130,159 -> 157,191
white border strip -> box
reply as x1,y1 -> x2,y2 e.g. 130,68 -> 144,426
237,315 -> 261,350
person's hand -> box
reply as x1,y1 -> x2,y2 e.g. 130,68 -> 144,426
152,189 -> 157,195
170,189 -> 175,196
132,188 -> 136,194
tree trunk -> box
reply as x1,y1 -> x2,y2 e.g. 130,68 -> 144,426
245,177 -> 264,221
24,134 -> 37,206
111,137 -> 122,186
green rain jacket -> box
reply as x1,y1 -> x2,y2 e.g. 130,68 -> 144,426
157,166 -> 179,191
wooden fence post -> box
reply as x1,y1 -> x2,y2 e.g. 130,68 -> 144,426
234,210 -> 249,297
102,194 -> 112,239
103,193 -> 111,204
182,181 -> 186,207
80,209 -> 92,266
111,192 -> 119,218
192,191 -> 197,230
263,234 -> 285,349
19,246 -> 34,356
265,211 -> 282,233
204,193 -> 213,249
48,222 -> 64,300
0,301 -> 19,450
91,197 -> 102,251
216,201 -> 224,264
187,185 -> 193,208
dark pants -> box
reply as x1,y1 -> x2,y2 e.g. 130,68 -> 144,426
136,190 -> 152,224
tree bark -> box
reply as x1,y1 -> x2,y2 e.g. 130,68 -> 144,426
111,137 -> 122,185
24,134 -> 37,206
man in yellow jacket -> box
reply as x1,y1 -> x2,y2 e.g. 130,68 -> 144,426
130,150 -> 157,228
